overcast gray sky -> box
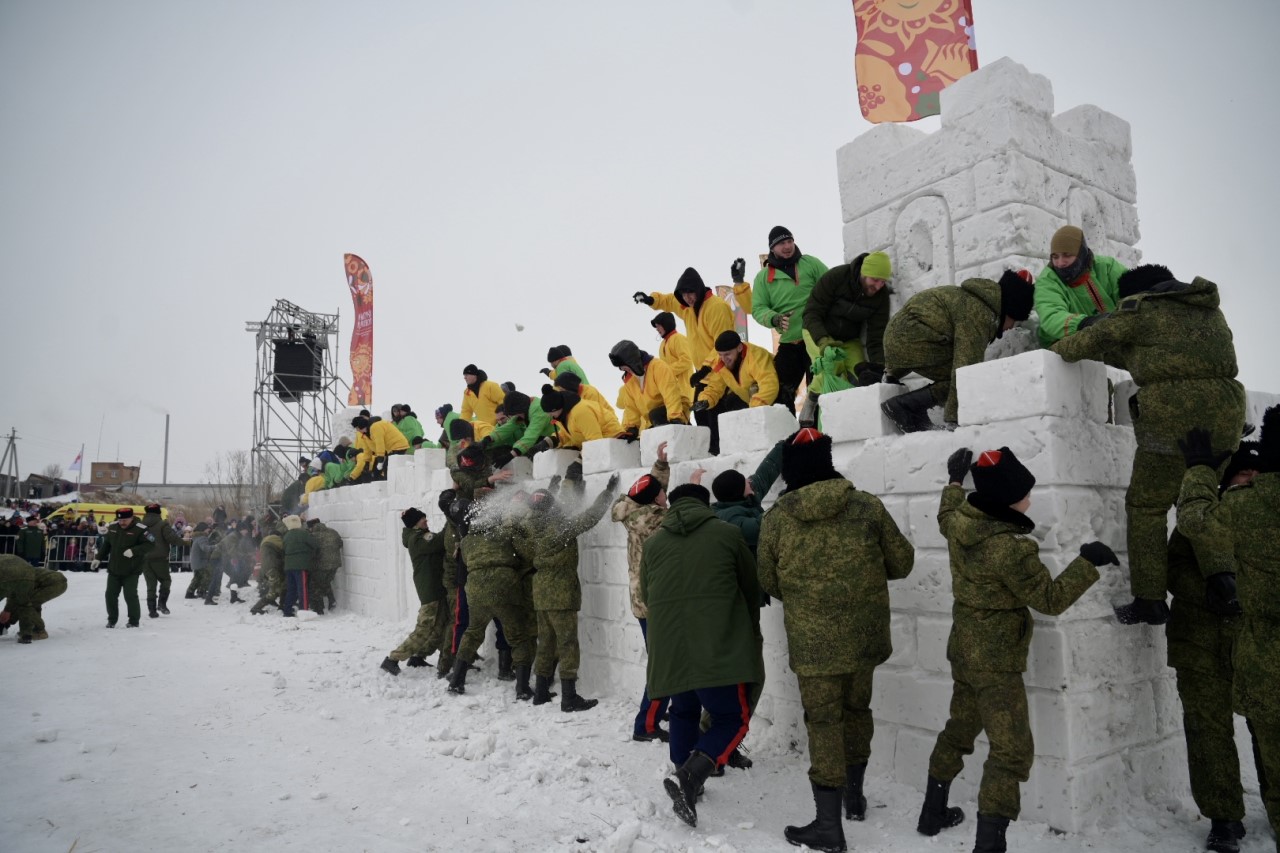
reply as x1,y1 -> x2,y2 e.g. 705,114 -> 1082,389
2,0 -> 1275,487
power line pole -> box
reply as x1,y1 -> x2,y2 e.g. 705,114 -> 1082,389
0,428 -> 19,501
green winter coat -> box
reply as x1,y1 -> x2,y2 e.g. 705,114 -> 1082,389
1178,468 -> 1280,722
309,522 -> 343,573
1034,255 -> 1127,346
259,534 -> 284,582
709,440 -> 784,555
395,415 -> 425,444
529,486 -> 614,611
141,512 -> 184,566
440,410 -> 460,446
758,477 -> 914,675
97,520 -> 156,575
487,400 -> 556,454
403,526 -> 445,605
550,357 -> 590,387
882,277 -> 1002,423
938,485 -> 1099,672
459,518 -> 523,606
16,526 -> 45,562
640,498 -> 764,698
753,253 -> 829,344
324,459 -> 355,488
802,254 -> 892,360
1052,278 -> 1245,457
282,528 -> 317,572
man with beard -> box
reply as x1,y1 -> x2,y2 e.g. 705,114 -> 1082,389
754,226 -> 829,416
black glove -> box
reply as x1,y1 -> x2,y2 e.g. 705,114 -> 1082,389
618,429 -> 640,443
491,448 -> 516,469
854,361 -> 885,387
1178,427 -> 1232,470
1079,541 -> 1120,567
1077,313 -> 1107,331
730,258 -> 746,284
946,448 -> 973,484
1204,572 -> 1242,616
480,435 -> 493,448
530,435 -> 558,455
770,313 -> 787,330
689,366 -> 711,388
632,291 -> 654,306
760,590 -> 772,607
692,400 -> 710,414
606,472 -> 621,491
565,461 -> 584,482
539,368 -> 551,377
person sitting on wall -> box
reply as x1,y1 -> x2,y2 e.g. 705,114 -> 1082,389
1033,225 -> 1128,347
691,331 -> 780,456
609,339 -> 688,440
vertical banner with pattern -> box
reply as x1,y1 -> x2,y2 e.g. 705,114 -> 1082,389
852,0 -> 978,123
345,253 -> 374,406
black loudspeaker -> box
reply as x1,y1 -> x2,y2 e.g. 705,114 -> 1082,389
273,341 -> 323,396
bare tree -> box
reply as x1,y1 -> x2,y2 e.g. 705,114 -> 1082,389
42,463 -> 64,480
203,450 -> 260,518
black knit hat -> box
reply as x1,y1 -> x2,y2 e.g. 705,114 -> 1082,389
714,330 -> 742,352
651,312 -> 677,336
437,488 -> 457,516
553,372 -> 582,393
674,267 -> 705,295
711,469 -> 747,502
667,483 -> 711,506
970,447 -> 1036,505
435,403 -> 453,419
1220,442 -> 1262,490
540,390 -> 566,414
627,474 -> 663,506
449,419 -> 474,441
1117,264 -> 1176,299
401,507 -> 426,529
768,225 -> 794,248
463,364 -> 480,375
351,416 -> 370,429
546,345 -> 572,362
781,428 -> 838,491
997,269 -> 1035,326
504,391 -> 531,418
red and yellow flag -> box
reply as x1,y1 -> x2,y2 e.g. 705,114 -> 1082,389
852,0 -> 978,123
345,253 -> 373,406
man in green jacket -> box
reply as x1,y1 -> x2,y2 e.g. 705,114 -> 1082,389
641,483 -> 764,829
752,225 -> 830,416
543,345 -> 590,387
140,502 -> 184,619
1176,410 -> 1280,843
15,516 -> 46,566
922,446 -> 1111,853
1034,225 -> 1127,347
1053,264 -> 1245,625
801,251 -> 892,425
280,515 -> 317,617
391,404 -> 425,444
0,555 -> 68,642
485,391 -> 558,467
881,270 -> 1035,433
305,518 -> 343,613
757,428 -> 914,852
381,508 -> 452,676
94,507 -> 156,628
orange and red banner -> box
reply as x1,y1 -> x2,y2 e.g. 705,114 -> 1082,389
345,253 -> 373,406
852,0 -> 978,123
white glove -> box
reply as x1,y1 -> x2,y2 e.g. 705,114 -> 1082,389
123,549 -> 133,558
90,559 -> 101,570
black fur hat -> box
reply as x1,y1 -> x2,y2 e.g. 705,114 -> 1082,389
781,428 -> 838,492
1117,264 -> 1175,299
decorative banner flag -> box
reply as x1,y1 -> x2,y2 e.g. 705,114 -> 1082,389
714,285 -> 750,343
345,253 -> 374,406
68,450 -> 82,473
852,0 -> 978,123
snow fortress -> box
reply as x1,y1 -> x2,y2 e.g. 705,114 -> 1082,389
309,58 -> 1275,832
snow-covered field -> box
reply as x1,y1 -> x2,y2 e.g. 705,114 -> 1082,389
2,574 -> 1272,853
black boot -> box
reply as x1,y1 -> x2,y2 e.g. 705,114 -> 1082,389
917,776 -> 965,835
798,391 -> 820,429
532,674 -> 558,705
158,590 -> 170,615
514,665 -> 534,701
380,657 -> 401,676
1113,596 -> 1170,625
882,386 -> 937,433
560,678 -> 597,712
406,655 -> 429,668
447,657 -> 469,694
783,783 -> 847,853
184,590 -> 197,599
844,763 -> 867,820
1206,819 -> 1245,853
973,813 -> 1010,853
663,751 -> 716,827
496,647 -> 515,681
204,596 -> 218,605
147,594 -> 159,619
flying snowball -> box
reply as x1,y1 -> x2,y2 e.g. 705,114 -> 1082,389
515,323 -> 525,332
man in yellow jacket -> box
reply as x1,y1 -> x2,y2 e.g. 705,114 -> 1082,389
634,268 -> 735,369
540,389 -> 611,449
609,340 -> 689,438
461,364 -> 505,426
693,331 -> 780,455
350,415 -> 410,482
553,373 -> 623,438
651,312 -> 694,405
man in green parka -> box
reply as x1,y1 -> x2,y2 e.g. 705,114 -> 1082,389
306,518 -> 343,613
391,404 -> 425,444
485,391 -> 558,468
752,225 -> 830,417
94,506 -> 156,628
280,515 -> 316,617
0,554 -> 68,642
921,446 -> 1112,853
140,502 -> 184,619
381,508 -> 452,676
15,516 -> 46,566
640,483 -> 764,829
1052,264 -> 1245,625
1176,409 -> 1280,842
757,427 -> 915,853
1034,225 -> 1128,346
881,270 -> 1035,433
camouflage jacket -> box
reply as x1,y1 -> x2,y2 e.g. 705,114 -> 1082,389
529,487 -> 614,611
1052,278 -> 1245,456
1178,467 -> 1280,721
610,458 -> 670,619
938,485 -> 1098,673
96,520 -> 156,576
140,512 -> 185,565
309,522 -> 343,573
758,477 -> 914,675
459,519 -> 523,607
0,554 -> 39,608
259,534 -> 284,580
402,526 -> 445,605
1165,529 -> 1238,675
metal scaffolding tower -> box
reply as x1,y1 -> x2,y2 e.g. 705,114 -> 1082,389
246,300 -> 349,509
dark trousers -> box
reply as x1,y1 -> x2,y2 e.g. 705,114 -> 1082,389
451,586 -> 469,653
105,571 -> 142,624
282,570 -> 308,615
668,682 -> 752,768
774,340 -> 812,415
694,394 -> 748,455
205,560 -> 225,600
634,618 -> 671,736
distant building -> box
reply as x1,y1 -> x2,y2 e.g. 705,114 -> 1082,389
90,462 -> 141,488
21,474 -> 76,499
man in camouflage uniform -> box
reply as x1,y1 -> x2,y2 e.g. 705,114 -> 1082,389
611,441 -> 672,742
438,489 -> 466,679
305,518 -> 343,613
1176,408 -> 1280,842
1053,264 -> 1246,625
205,522 -> 240,605
881,270 -> 1035,432
185,522 -> 214,599
94,506 -> 156,628
0,554 -> 68,642
381,508 -> 452,676
250,522 -> 286,615
757,427 -> 915,853
922,446 -> 1113,853
140,502 -> 184,619
527,472 -> 620,710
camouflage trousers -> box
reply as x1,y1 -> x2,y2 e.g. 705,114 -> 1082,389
456,594 -> 534,668
1175,666 -> 1245,820
796,666 -> 876,788
389,599 -> 451,663
251,569 -> 285,613
310,568 -> 337,607
186,567 -> 210,597
13,569 -> 67,634
1250,717 -> 1280,839
1235,615 -> 1280,838
929,666 -> 1032,820
534,609 -> 580,679
143,561 -> 172,596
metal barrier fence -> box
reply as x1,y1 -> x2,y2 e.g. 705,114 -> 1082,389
0,535 -> 195,572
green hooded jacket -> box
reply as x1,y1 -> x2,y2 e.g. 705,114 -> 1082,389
938,485 -> 1099,673
758,478 -> 914,675
1034,254 -> 1127,346
754,253 -> 829,344
640,497 -> 764,698
402,525 -> 445,605
395,415 -> 425,444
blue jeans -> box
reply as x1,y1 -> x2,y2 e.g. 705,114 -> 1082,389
282,570 -> 307,615
668,682 -> 751,768
633,618 -> 671,736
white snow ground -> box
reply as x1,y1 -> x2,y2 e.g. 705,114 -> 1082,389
2,574 -> 1272,853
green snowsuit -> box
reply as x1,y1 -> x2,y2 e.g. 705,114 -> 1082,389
929,486 -> 1099,820
1034,254 -> 1127,346
1052,278 -> 1245,600
97,519 -> 156,625
0,555 -> 67,636
456,517 -> 532,668
757,477 -> 914,787
395,414 -> 425,444
389,525 -> 452,665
